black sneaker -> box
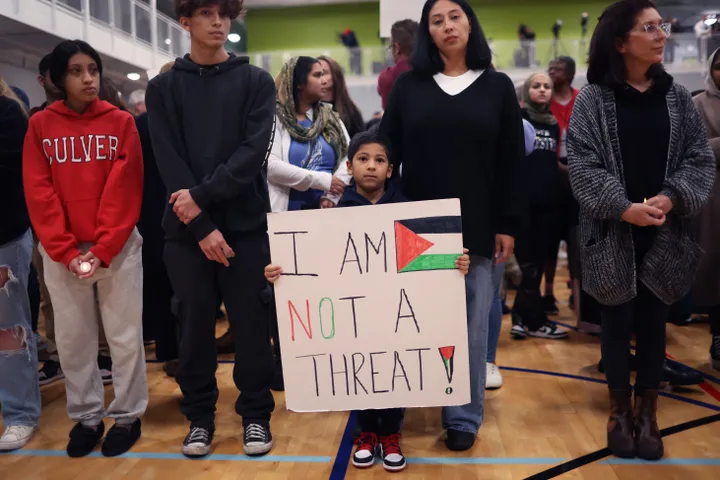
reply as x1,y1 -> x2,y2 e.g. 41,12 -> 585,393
98,354 -> 113,385
712,335 -> 720,371
39,359 -> 64,386
243,423 -> 273,456
527,322 -> 569,340
445,429 -> 475,451
163,359 -> 180,378
182,425 -> 213,458
67,421 -> 105,457
501,301 -> 511,315
510,313 -> 528,339
542,295 -> 560,315
101,420 -> 141,457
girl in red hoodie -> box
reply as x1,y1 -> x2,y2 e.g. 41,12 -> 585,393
23,40 -> 147,458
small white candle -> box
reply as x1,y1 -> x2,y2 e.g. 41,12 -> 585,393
80,262 -> 92,273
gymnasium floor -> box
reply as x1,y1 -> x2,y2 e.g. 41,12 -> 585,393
1,277 -> 719,479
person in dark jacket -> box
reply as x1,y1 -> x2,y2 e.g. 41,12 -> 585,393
264,128 -> 470,472
568,0 -> 714,461
145,0 -> 276,458
0,77 -> 40,452
511,72 -> 568,341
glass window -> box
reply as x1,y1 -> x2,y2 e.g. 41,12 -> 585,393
57,0 -> 82,12
157,17 -> 171,53
135,3 -> 152,44
114,0 -> 133,35
90,0 -> 111,24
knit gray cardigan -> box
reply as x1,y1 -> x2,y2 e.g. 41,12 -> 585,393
567,82 -> 715,306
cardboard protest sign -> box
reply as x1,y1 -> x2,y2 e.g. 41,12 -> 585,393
268,199 -> 469,412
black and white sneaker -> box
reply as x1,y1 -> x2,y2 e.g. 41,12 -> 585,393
510,313 -> 528,339
711,334 -> 720,372
243,423 -> 273,456
182,426 -> 213,457
38,359 -> 64,386
97,354 -> 113,385
527,322 -> 569,340
542,295 -> 560,316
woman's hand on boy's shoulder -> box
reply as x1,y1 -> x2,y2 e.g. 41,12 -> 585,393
456,249 -> 470,276
265,264 -> 283,284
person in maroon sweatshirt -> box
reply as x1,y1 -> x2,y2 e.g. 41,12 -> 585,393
378,19 -> 419,110
23,40 -> 147,458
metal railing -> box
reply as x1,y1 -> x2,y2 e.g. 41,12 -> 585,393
50,0 -> 189,58
246,32 -> 716,78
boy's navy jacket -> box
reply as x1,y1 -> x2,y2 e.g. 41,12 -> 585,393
337,182 -> 407,208
145,53 -> 276,242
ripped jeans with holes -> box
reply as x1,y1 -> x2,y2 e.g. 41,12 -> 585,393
0,229 -> 41,428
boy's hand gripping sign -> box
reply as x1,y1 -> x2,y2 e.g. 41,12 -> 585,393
268,199 -> 470,412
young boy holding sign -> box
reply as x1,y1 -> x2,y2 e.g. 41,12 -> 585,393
265,128 -> 470,471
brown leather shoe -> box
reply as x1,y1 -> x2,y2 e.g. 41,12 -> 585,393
634,390 -> 664,460
607,389 -> 636,458
215,330 -> 235,355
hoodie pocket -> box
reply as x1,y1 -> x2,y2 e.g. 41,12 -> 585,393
640,232 -> 703,303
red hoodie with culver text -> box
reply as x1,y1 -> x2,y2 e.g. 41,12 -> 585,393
23,98 -> 143,268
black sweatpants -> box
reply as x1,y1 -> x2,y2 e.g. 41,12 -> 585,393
357,408 -> 405,436
601,283 -> 670,391
143,259 -> 179,361
164,231 -> 275,428
513,211 -> 560,330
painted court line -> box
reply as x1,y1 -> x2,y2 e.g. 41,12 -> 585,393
1,450 -> 331,463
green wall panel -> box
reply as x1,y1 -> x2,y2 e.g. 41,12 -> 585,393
244,1 -> 610,52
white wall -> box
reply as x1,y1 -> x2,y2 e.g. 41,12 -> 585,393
0,62 -> 44,108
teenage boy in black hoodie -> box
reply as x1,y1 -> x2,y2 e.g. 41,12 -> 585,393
265,129 -> 470,472
145,0 -> 276,458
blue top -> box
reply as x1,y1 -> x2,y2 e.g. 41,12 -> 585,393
288,118 -> 337,211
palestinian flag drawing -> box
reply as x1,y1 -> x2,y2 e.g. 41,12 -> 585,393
394,216 -> 463,273
438,346 -> 455,383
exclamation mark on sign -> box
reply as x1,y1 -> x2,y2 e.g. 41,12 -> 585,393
438,346 -> 455,394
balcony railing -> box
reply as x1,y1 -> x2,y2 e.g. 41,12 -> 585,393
49,0 -> 189,58
247,32 -> 716,79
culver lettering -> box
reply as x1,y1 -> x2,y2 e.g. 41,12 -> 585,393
42,135 -> 119,164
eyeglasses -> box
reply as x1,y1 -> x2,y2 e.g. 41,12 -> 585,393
637,23 -> 672,38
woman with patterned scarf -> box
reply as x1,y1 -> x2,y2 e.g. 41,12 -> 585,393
268,56 -> 351,213
510,72 -> 569,342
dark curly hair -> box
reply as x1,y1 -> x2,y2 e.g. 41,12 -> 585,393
587,0 -> 665,87
175,0 -> 243,20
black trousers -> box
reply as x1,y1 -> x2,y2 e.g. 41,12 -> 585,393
142,257 -> 179,361
601,284 -> 670,391
357,408 -> 405,436
513,211 -> 560,330
164,232 -> 275,428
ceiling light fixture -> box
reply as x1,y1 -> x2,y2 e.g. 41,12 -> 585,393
127,73 -> 141,81
165,38 -> 172,45
228,33 -> 241,43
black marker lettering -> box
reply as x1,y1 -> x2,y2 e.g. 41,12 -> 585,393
365,232 -> 387,273
351,353 -> 368,395
339,296 -> 366,338
296,353 -> 326,397
340,232 -> 363,275
391,351 -> 411,392
395,288 -> 420,333
329,354 -> 349,396
369,351 -> 389,394
273,231 -> 318,277
406,348 -> 430,391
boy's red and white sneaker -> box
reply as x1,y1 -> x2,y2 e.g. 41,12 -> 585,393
352,432 -> 378,469
380,433 -> 407,472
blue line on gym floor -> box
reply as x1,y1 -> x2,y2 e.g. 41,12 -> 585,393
1,450 -> 331,462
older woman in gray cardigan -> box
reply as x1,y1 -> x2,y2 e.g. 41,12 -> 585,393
567,0 -> 714,462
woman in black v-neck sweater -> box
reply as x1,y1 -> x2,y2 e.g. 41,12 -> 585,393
379,0 -> 523,453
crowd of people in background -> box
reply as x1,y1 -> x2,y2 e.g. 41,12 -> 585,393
1,0 -> 719,473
